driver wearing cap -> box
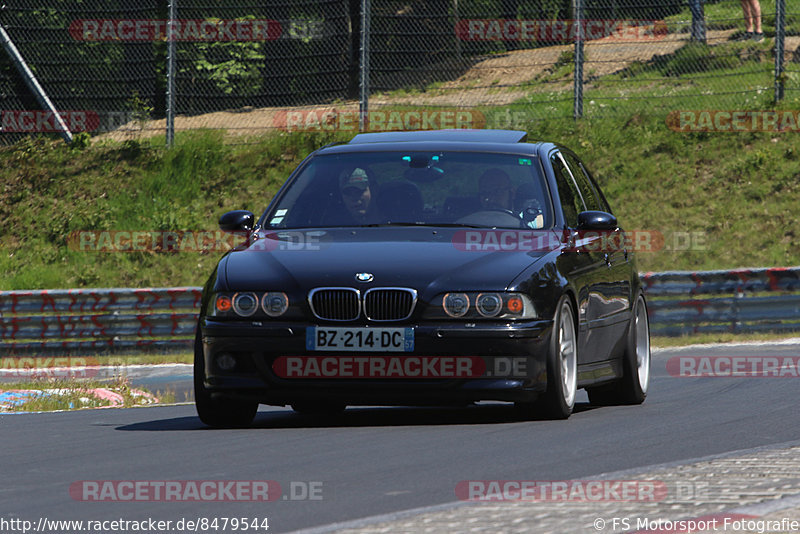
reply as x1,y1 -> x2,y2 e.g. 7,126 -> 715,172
339,167 -> 380,224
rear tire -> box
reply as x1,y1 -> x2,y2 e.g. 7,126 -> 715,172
516,296 -> 577,420
587,293 -> 650,406
194,329 -> 258,428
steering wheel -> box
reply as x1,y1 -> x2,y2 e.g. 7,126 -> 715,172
454,209 -> 524,228
482,208 -> 517,217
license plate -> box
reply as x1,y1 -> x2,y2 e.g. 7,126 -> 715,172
306,327 -> 414,352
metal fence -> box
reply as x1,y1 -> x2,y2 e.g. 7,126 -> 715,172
1,267 -> 798,355
642,266 -> 800,335
0,288 -> 200,354
0,0 -> 797,144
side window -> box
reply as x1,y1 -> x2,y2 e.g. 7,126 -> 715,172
551,153 -> 584,228
577,159 -> 612,214
563,152 -> 602,212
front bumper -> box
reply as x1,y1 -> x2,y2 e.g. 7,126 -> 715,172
199,319 -> 553,406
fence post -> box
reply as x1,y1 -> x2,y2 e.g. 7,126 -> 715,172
775,0 -> 785,102
0,25 -> 73,144
166,0 -> 177,146
453,0 -> 460,57
573,0 -> 584,119
358,0 -> 370,131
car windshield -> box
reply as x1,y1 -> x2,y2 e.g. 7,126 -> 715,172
264,151 -> 552,230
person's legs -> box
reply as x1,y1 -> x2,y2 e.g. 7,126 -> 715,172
750,0 -> 763,33
740,0 -> 754,33
739,0 -> 763,41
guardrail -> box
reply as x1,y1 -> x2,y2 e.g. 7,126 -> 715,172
1,267 -> 798,354
642,267 -> 800,336
0,288 -> 201,354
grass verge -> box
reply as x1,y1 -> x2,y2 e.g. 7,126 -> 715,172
2,106 -> 798,287
0,375 -> 175,412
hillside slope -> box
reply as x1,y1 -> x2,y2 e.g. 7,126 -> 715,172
0,117 -> 798,290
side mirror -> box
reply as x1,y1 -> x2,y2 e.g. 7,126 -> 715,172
219,210 -> 255,233
577,211 -> 617,231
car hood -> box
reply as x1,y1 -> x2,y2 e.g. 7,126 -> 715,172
221,227 -> 557,299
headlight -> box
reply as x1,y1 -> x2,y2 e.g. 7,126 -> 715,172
232,292 -> 259,316
476,293 -> 502,317
209,291 -> 293,318
262,292 -> 289,317
443,293 -> 470,317
425,292 -> 537,320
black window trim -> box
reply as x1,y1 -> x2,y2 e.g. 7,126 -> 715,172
549,150 -> 585,228
560,148 -> 613,215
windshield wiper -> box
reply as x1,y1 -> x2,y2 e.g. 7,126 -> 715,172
363,222 -> 489,229
264,222 -> 511,230
356,222 -> 516,230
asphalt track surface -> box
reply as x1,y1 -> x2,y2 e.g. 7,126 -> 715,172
1,342 -> 799,533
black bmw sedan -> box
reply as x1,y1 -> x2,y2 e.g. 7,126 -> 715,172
195,129 -> 650,427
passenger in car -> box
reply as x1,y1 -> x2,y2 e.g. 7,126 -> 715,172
514,182 -> 545,229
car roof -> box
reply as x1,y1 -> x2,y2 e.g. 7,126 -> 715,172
316,129 -> 549,156
348,129 -> 529,145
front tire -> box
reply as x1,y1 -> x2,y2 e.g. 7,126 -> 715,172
587,293 -> 650,405
194,329 -> 258,428
517,296 -> 578,420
